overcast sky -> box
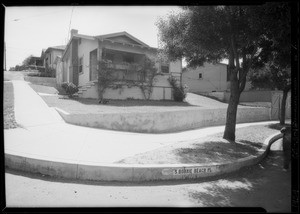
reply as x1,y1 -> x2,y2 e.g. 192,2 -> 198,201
5,6 -> 181,69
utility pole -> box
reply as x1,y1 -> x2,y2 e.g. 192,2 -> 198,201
4,42 -> 6,71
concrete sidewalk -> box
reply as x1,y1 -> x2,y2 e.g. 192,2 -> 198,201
4,80 -> 283,182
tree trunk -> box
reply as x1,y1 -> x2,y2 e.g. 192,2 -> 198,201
223,69 -> 240,142
280,90 -> 288,125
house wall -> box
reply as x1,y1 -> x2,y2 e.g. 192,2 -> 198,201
56,59 -> 63,85
182,63 -> 227,93
78,38 -> 98,86
45,49 -> 64,69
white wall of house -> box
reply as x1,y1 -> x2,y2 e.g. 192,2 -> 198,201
63,50 -> 71,83
170,60 -> 182,74
78,38 -> 98,86
56,59 -> 63,85
45,49 -> 64,69
182,63 -> 228,93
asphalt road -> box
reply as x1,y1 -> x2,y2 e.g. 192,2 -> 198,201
4,149 -> 292,212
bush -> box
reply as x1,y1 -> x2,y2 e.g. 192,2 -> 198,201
61,82 -> 78,98
168,76 -> 186,102
44,67 -> 56,77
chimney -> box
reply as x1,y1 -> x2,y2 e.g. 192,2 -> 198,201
70,29 -> 78,38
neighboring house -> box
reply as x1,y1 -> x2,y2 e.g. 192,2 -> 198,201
182,62 -> 251,94
30,56 -> 44,66
44,45 -> 66,69
57,29 -> 182,100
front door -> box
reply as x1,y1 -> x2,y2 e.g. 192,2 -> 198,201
90,49 -> 98,81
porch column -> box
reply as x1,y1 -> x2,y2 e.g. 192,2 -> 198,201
97,39 -> 103,78
71,39 -> 79,86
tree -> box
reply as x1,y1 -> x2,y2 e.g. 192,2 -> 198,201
250,3 -> 291,125
22,55 -> 35,66
157,4 -> 291,141
250,64 -> 291,125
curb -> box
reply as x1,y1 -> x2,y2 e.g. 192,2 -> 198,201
5,132 -> 283,182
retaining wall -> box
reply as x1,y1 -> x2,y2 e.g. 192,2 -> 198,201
56,106 -> 271,133
24,76 -> 57,87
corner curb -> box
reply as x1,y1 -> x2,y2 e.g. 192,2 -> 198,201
5,133 -> 283,182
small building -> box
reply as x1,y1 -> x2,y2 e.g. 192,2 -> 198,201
182,62 -> 251,94
182,62 -> 229,93
58,29 -> 182,100
44,45 -> 66,69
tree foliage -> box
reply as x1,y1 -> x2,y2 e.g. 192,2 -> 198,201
249,63 -> 291,91
157,3 -> 291,140
22,55 -> 36,66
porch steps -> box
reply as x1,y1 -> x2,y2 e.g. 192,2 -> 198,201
76,80 -> 98,98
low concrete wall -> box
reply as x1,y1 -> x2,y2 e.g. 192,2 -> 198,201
56,106 -> 271,133
208,90 -> 273,103
24,76 -> 57,87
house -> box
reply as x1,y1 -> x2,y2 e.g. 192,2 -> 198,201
44,45 -> 66,69
182,62 -> 251,94
56,29 -> 182,100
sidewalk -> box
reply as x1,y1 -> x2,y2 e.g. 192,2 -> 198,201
5,80 -> 283,182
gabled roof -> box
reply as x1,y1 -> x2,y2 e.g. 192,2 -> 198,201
73,34 -> 95,40
62,31 -> 156,60
95,31 -> 150,47
45,45 -> 66,53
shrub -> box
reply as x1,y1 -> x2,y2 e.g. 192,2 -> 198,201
44,67 -> 56,77
168,76 -> 186,102
61,82 -> 78,98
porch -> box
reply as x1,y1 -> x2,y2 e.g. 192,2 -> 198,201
89,48 -> 147,82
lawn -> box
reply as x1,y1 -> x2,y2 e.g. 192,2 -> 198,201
4,82 -> 18,129
29,84 -> 59,95
28,84 -> 198,114
116,124 -> 285,164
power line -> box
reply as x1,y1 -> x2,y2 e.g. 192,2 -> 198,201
11,8 -> 70,22
66,6 -> 75,43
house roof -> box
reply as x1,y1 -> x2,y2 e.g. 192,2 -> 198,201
95,31 -> 150,47
45,45 -> 66,53
62,31 -> 156,60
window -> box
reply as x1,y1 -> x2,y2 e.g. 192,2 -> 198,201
199,73 -> 203,79
161,65 -> 169,73
79,57 -> 83,73
123,55 -> 134,63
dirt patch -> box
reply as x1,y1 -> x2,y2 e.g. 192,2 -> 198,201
267,123 -> 291,130
4,82 -> 18,129
116,125 -> 281,164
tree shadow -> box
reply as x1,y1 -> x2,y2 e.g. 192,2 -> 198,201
267,123 -> 291,131
173,141 -> 261,164
186,152 -> 291,211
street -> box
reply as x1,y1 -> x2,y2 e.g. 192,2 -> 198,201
5,149 -> 291,212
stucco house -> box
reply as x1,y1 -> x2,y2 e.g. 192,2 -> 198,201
56,29 -> 182,100
182,62 -> 251,94
44,45 -> 66,69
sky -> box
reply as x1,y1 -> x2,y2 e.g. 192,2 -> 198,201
4,6 -> 181,69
